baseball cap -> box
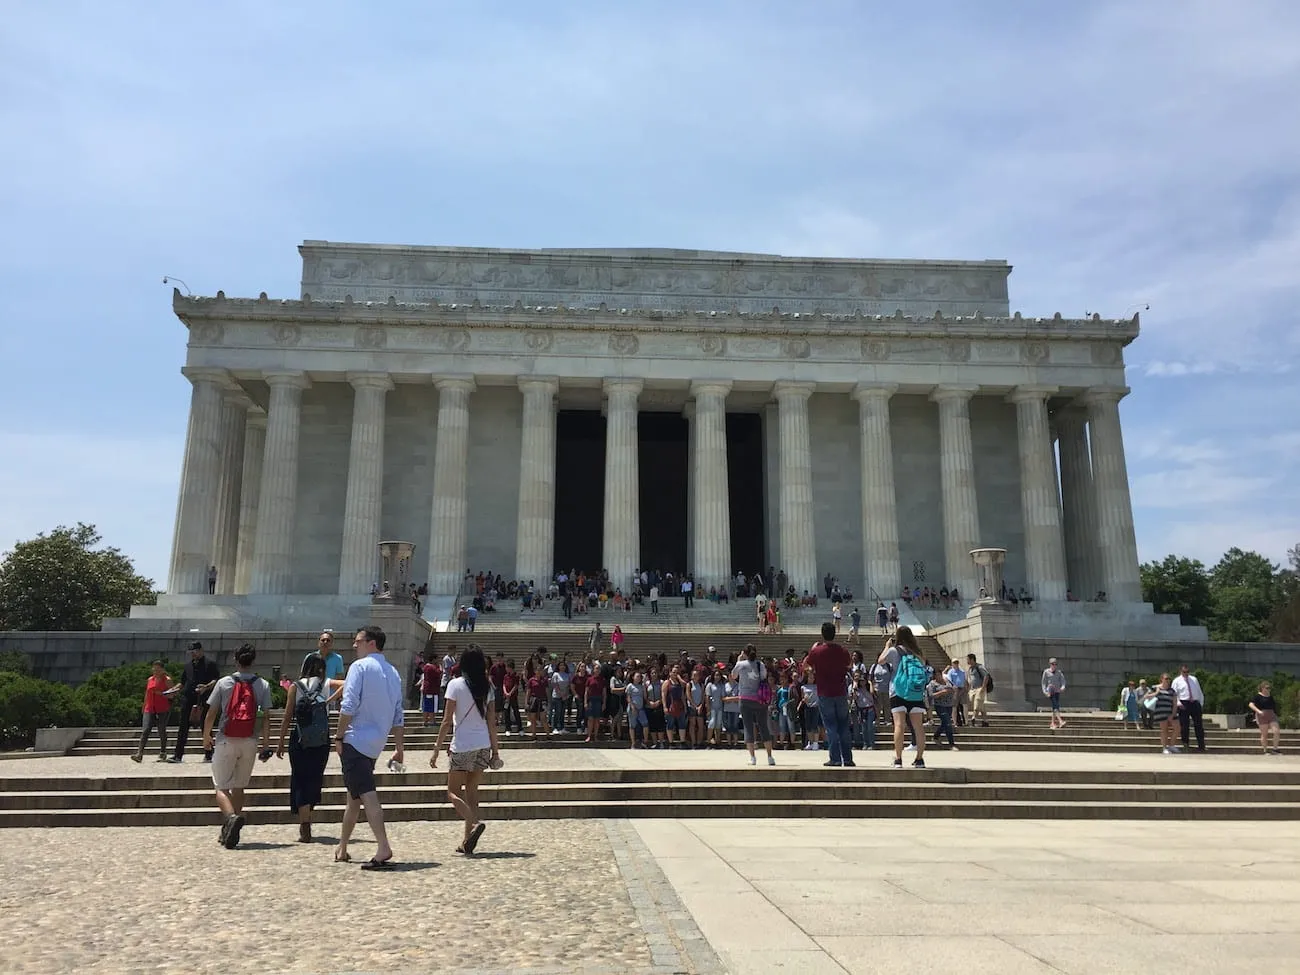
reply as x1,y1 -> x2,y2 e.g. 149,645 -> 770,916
187,641 -> 203,652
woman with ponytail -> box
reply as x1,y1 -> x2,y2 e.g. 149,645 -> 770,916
431,644 -> 501,854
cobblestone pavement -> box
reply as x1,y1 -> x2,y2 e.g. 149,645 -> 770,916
0,818 -> 722,975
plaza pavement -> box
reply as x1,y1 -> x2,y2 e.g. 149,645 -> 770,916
3,746 -> 1299,973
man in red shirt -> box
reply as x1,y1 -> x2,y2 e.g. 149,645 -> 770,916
420,655 -> 442,727
802,622 -> 854,767
489,653 -> 508,728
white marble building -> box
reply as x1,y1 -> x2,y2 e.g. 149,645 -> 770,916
134,240 -> 1152,631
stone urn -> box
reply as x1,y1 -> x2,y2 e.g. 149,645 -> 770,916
376,540 -> 417,603
970,548 -> 1008,604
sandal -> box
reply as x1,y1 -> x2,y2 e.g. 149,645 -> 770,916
464,822 -> 486,855
334,850 -> 352,863
361,857 -> 394,871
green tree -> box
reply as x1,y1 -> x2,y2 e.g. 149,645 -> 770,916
1140,555 -> 1213,626
1269,543 -> 1300,643
0,524 -> 157,632
1208,547 -> 1282,643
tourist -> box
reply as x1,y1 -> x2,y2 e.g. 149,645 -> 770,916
1118,680 -> 1142,731
588,622 -> 603,655
570,660 -> 589,730
945,658 -> 969,726
682,575 -> 694,608
754,589 -> 767,631
798,670 -> 822,751
722,669 -> 743,747
502,659 -> 522,735
420,653 -> 442,727
132,659 -> 175,763
803,622 -> 854,767
584,662 -> 606,743
732,644 -> 775,766
687,669 -> 707,748
333,625 -> 405,869
202,643 -> 273,849
888,602 -> 899,631
927,670 -> 958,749
1136,678 -> 1154,729
649,583 -> 660,615
645,666 -> 667,748
663,665 -> 689,747
831,600 -> 843,634
1172,664 -> 1207,752
432,645 -> 501,855
305,632 -> 347,708
616,670 -> 648,748
207,564 -> 218,595
1249,681 -> 1282,754
882,626 -> 928,769
876,603 -> 889,635
1042,658 -> 1067,729
171,641 -> 219,763
848,607 -> 861,644
850,673 -> 876,750
705,670 -> 726,748
611,624 -> 625,657
276,654 -> 336,843
547,660 -> 571,734
1144,674 -> 1179,754
525,664 -> 548,738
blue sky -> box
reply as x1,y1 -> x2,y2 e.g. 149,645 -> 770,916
1,0 -> 1297,586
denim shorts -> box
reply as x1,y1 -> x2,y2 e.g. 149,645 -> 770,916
628,709 -> 648,729
1049,692 -> 1061,710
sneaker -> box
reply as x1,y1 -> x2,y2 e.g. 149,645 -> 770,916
167,756 -> 182,764
767,755 -> 776,766
1170,745 -> 1183,753
803,742 -> 813,751
749,754 -> 756,766
224,814 -> 245,849
218,815 -> 235,847
891,758 -> 903,769
904,744 -> 916,752
823,761 -> 842,767
130,755 -> 142,764
911,758 -> 926,769
550,729 -> 561,736
843,760 -> 857,767
1162,747 -> 1173,754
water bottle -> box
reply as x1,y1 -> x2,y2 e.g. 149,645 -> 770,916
387,758 -> 406,773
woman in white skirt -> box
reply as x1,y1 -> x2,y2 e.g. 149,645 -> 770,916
431,645 -> 501,854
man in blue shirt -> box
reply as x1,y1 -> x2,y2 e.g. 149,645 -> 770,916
303,632 -> 346,710
334,625 -> 405,869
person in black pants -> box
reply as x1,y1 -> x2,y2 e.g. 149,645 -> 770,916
171,641 -> 220,763
1173,665 -> 1207,752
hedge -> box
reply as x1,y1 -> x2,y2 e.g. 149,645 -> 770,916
1108,670 -> 1300,728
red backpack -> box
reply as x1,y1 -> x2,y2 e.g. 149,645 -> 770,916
224,678 -> 258,738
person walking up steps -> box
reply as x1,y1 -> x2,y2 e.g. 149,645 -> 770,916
1042,658 -> 1067,729
202,644 -> 273,849
882,626 -> 928,769
133,660 -> 176,763
333,626 -> 405,870
171,641 -> 219,763
276,654 -> 340,843
432,645 -> 502,855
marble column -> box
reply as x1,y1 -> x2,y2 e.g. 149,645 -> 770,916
1083,387 -> 1142,603
853,382 -> 901,600
684,403 -> 697,575
514,376 -> 559,587
167,367 -> 231,595
931,384 -> 982,600
602,378 -> 642,592
338,372 -> 394,596
232,409 -> 266,594
1054,406 -> 1100,600
774,381 -> 818,597
1008,385 -> 1068,602
210,390 -> 250,595
427,376 -> 475,594
249,370 -> 310,595
691,381 -> 733,593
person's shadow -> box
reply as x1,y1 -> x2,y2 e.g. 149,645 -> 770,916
464,851 -> 536,860
236,842 -> 294,851
376,861 -> 439,872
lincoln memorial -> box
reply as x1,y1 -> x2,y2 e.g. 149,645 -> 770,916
129,240 -> 1160,634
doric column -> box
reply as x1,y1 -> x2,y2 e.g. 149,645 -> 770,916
931,384 -> 982,600
167,367 -> 231,594
602,378 -> 642,591
514,376 -> 559,587
1054,407 -> 1099,600
774,381 -> 818,596
233,409 -> 266,594
1008,385 -> 1068,601
684,402 -> 697,575
211,389 -> 250,595
1083,387 -> 1142,602
427,376 -> 475,594
853,382 -> 901,600
249,370 -> 310,595
338,373 -> 394,595
690,381 -> 733,593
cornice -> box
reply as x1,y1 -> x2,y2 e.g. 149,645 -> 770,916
173,291 -> 1140,345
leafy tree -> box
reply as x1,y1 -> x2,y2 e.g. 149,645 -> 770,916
1208,548 -> 1284,643
0,524 -> 157,631
1140,555 -> 1213,627
1271,543 -> 1300,643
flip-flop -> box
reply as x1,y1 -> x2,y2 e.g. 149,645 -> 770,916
361,858 -> 394,871
464,822 -> 486,855
334,851 -> 352,863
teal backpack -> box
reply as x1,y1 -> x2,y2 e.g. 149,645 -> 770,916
894,652 -> 928,701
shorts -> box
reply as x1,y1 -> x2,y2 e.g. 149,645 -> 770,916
340,742 -> 378,799
586,697 -> 605,720
723,711 -> 741,733
449,748 -> 493,773
527,696 -> 543,714
803,706 -> 822,731
707,708 -> 724,731
1257,709 -> 1278,727
665,712 -> 686,731
211,736 -> 259,792
740,700 -> 772,744
890,696 -> 926,715
628,709 -> 648,729
421,694 -> 438,714
648,708 -> 666,733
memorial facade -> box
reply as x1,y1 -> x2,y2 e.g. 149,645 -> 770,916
148,240 -> 1145,627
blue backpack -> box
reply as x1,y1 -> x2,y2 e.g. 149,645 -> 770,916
894,652 -> 928,701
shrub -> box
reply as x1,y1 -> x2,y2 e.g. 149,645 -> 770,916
0,650 -> 32,676
1107,669 -> 1300,719
0,673 -> 93,749
72,660 -> 182,728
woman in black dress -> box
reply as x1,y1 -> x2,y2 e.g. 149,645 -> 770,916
276,654 -> 339,842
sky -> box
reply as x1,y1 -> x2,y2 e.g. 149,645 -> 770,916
1,0 -> 1297,587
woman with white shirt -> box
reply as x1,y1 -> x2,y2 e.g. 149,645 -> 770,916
431,646 -> 501,855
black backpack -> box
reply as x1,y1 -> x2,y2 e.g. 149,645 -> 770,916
294,679 -> 330,748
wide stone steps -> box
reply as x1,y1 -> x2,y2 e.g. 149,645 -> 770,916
6,767 -> 1300,826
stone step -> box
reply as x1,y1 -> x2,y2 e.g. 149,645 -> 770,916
4,798 -> 1298,828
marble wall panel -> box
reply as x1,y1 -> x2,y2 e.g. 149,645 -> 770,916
291,383 -> 351,594
809,393 -> 863,595
381,384 -> 437,582
465,386 -> 524,578
970,397 -> 1026,588
891,396 -> 945,593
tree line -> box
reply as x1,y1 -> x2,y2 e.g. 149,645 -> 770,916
1140,545 -> 1300,643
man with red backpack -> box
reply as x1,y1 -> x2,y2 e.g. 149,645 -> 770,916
202,643 -> 272,849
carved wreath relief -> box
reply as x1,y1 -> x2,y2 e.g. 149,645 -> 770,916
272,323 -> 301,347
354,326 -> 387,349
608,333 -> 639,356
699,334 -> 727,357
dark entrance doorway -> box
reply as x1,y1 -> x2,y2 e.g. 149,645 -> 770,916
554,410 -> 605,573
638,412 -> 688,575
726,413 -> 765,578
